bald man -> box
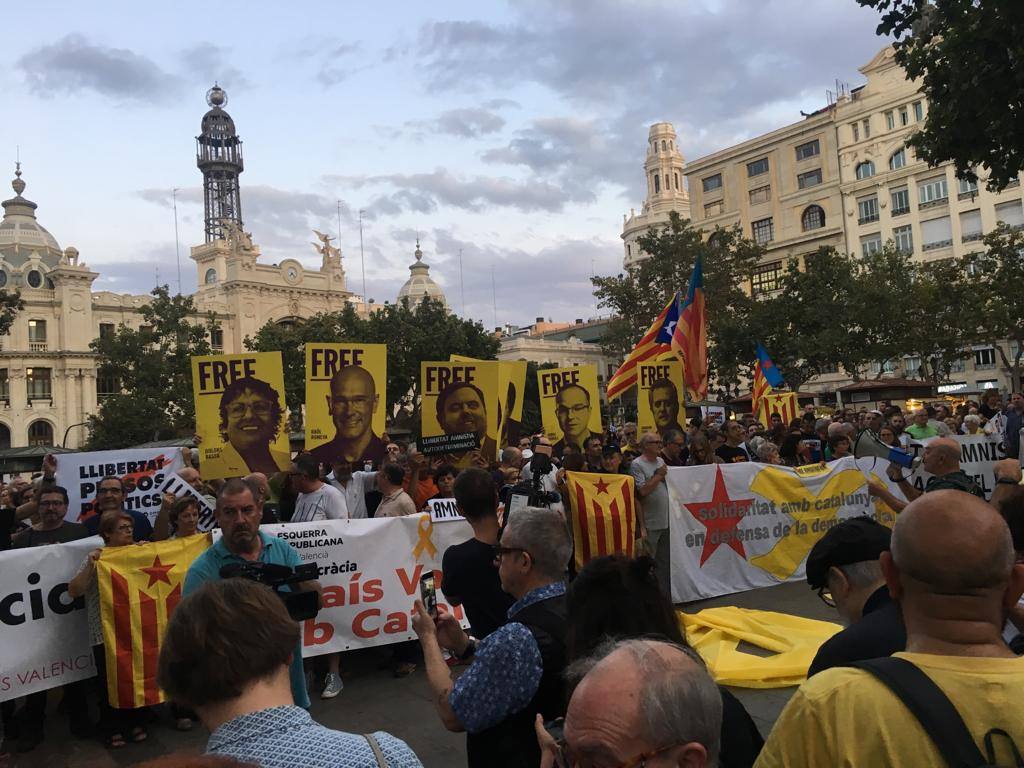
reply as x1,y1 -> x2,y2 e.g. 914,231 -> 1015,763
869,437 -> 984,513
756,491 -> 1024,767
310,366 -> 386,469
544,639 -> 721,768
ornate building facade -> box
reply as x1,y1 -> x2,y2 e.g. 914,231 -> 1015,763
0,86 -> 359,450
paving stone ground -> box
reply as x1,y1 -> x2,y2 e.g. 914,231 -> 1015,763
3,581 -> 835,768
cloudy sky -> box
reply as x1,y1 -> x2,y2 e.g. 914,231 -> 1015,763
1,0 -> 886,328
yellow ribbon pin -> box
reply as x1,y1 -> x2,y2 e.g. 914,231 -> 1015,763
412,513 -> 437,560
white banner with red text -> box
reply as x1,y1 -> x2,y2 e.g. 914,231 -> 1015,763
0,516 -> 471,701
0,537 -> 102,701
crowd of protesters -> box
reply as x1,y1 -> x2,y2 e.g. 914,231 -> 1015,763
1,389 -> 1022,766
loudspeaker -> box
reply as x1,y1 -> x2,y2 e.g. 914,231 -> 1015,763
853,430 -> 921,470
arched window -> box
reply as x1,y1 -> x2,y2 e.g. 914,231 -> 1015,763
855,161 -> 875,180
0,423 -> 9,450
661,140 -> 666,151
205,268 -> 218,285
27,269 -> 43,288
802,205 -> 825,231
28,420 -> 53,447
653,174 -> 660,193
889,148 -> 906,170
665,175 -> 670,192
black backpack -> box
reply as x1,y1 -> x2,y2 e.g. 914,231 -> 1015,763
851,657 -> 1023,767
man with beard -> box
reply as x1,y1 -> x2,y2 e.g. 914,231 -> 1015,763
648,378 -> 686,437
217,377 -> 290,476
82,474 -> 153,541
310,366 -> 386,470
552,384 -> 598,458
184,478 -> 321,708
437,381 -> 496,467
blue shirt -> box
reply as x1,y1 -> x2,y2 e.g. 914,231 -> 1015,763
207,705 -> 422,768
449,581 -> 566,734
184,531 -> 310,708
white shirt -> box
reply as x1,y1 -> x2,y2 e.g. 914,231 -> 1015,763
293,483 -> 348,522
326,470 -> 376,520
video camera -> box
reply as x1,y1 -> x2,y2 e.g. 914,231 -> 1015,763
219,561 -> 321,622
501,453 -> 562,513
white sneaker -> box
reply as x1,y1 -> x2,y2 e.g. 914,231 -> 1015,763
321,672 -> 343,699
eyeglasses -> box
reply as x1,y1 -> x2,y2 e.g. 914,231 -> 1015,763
96,487 -> 122,496
39,499 -> 66,507
492,545 -> 529,562
226,401 -> 273,418
816,587 -> 836,608
551,733 -> 687,768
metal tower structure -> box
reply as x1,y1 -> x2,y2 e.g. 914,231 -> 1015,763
196,84 -> 244,243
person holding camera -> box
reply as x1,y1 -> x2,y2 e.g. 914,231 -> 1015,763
184,478 -> 321,709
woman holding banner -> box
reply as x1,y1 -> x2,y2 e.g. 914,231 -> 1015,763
68,513 -> 151,749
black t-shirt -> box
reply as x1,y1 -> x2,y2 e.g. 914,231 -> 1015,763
441,536 -> 514,639
12,521 -> 90,548
807,586 -> 906,677
0,507 -> 16,551
716,444 -> 750,463
719,686 -> 765,768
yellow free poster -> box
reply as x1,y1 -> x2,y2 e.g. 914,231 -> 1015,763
305,343 -> 388,470
538,365 -> 603,457
637,360 -> 686,438
420,360 -> 500,467
191,352 -> 291,480
451,356 -> 528,447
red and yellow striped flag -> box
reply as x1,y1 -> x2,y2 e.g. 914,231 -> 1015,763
97,534 -> 210,708
759,391 -> 799,427
565,471 -> 636,570
752,362 -> 772,426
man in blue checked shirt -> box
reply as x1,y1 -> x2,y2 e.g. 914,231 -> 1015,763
413,506 -> 571,768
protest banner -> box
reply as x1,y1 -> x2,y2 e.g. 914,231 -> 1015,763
637,360 -> 686,437
420,361 -> 499,466
56,448 -> 187,526
906,434 -> 1005,499
157,473 -> 216,532
428,497 -> 465,523
97,534 -> 210,708
538,365 -> 603,457
305,343 -> 388,470
191,352 -> 291,480
0,537 -> 101,702
0,517 -> 472,701
452,356 -> 528,447
700,405 -> 726,428
665,457 -> 899,602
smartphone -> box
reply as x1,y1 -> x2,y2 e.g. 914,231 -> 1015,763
419,572 -> 437,618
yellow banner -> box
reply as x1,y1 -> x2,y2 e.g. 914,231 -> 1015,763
305,343 -> 387,470
420,361 -> 500,467
637,360 -> 686,437
191,352 -> 291,480
97,534 -> 211,708
537,365 -> 603,457
452,356 -> 527,447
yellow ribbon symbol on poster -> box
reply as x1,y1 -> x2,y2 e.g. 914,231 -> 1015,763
412,514 -> 437,561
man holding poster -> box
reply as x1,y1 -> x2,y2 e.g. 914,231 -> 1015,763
192,352 -> 291,479
306,344 -> 388,470
538,365 -> 603,458
420,361 -> 499,468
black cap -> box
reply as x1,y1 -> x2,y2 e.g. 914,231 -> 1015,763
805,516 -> 891,590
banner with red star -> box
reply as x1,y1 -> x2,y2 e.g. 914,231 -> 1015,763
565,471 -> 636,570
97,534 -> 210,708
666,458 -> 897,602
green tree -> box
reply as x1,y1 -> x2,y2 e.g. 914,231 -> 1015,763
967,226 -> 1024,391
87,287 -> 218,448
857,0 -> 1024,190
591,213 -> 763,398
0,289 -> 24,337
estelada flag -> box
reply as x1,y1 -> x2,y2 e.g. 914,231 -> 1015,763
606,295 -> 679,401
760,391 -> 799,427
565,472 -> 636,570
672,257 -> 708,402
97,534 -> 210,708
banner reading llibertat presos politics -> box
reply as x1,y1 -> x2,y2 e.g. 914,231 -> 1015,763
0,516 -> 471,702
55,448 -> 188,526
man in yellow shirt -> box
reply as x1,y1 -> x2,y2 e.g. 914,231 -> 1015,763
756,490 -> 1024,767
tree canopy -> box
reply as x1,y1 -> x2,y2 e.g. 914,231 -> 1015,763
87,287 -> 217,448
857,0 -> 1024,190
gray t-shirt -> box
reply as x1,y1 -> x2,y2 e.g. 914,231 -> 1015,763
630,455 -> 669,530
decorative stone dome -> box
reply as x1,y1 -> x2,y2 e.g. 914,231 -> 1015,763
397,239 -> 447,308
0,165 -> 63,266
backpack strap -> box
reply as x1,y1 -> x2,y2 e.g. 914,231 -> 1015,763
363,733 -> 387,768
850,657 -> 986,768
